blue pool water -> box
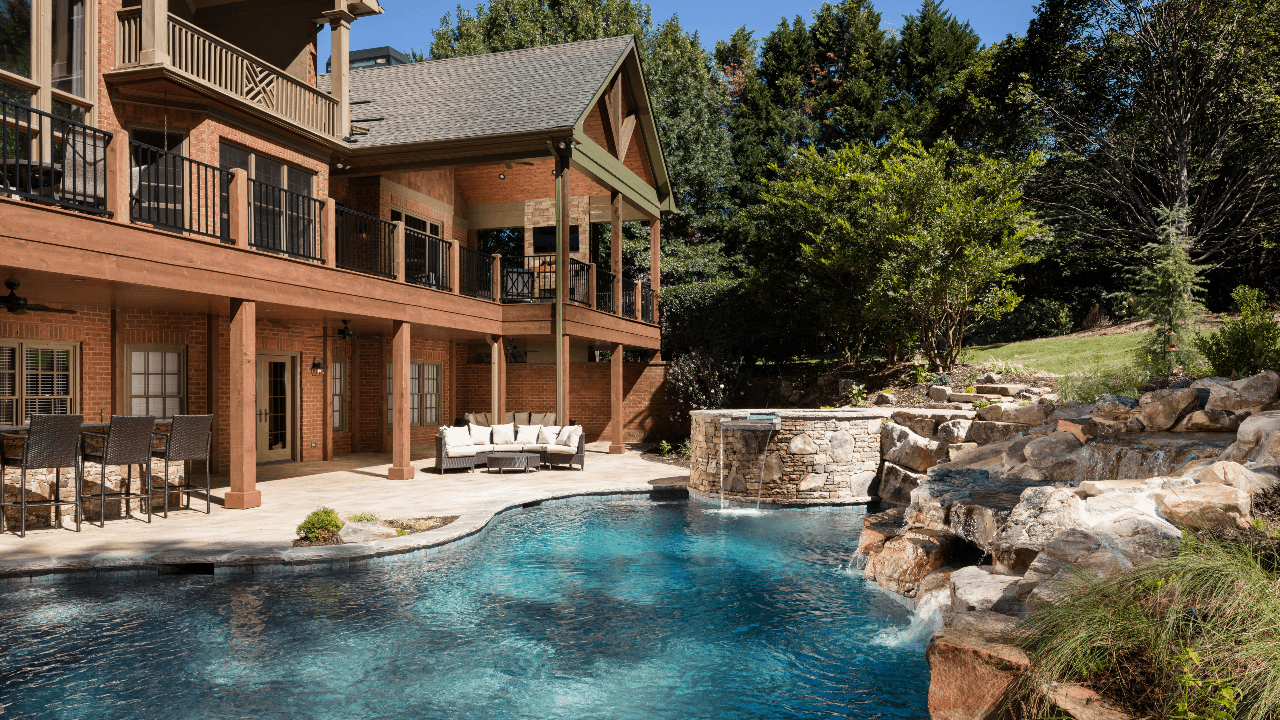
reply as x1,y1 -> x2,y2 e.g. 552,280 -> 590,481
0,498 -> 931,719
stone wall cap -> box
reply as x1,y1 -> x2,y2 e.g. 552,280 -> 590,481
691,408 -> 893,421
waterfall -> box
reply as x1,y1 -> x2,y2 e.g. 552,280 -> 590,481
869,589 -> 949,648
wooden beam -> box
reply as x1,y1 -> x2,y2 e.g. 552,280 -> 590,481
617,114 -> 636,164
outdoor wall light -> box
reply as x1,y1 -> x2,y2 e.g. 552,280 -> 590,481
499,173 -> 505,179
310,357 -> 326,376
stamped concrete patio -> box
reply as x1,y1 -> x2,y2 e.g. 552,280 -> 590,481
0,444 -> 689,579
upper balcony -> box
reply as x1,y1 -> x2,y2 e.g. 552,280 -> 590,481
106,0 -> 382,144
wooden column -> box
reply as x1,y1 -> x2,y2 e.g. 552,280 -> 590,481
324,11 -> 353,138
321,199 -> 337,267
225,299 -> 259,509
610,342 -> 624,453
393,220 -> 406,283
139,0 -> 170,66
491,253 -> 502,301
322,326 -> 333,461
490,335 -> 506,422
105,134 -> 129,222
562,334 -> 571,425
650,216 -> 661,327
610,191 -> 623,316
228,169 -> 248,246
449,238 -> 460,294
587,262 -> 597,309
554,144 -> 572,425
388,320 -> 414,480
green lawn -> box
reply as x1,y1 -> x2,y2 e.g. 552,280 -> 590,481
962,332 -> 1145,376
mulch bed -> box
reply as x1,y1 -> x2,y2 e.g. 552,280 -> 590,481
291,516 -> 459,547
640,449 -> 691,468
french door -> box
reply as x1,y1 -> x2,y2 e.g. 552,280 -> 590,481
255,354 -> 294,462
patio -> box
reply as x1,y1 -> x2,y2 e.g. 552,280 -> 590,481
0,444 -> 688,579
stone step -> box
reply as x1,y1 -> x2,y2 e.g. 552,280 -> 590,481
974,384 -> 1030,397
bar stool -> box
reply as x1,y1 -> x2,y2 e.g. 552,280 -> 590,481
149,414 -> 214,516
81,415 -> 157,527
0,414 -> 84,537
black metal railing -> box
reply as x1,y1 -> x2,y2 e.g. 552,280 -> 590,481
248,179 -> 322,261
334,205 -> 395,278
459,245 -> 492,299
641,282 -> 654,323
405,226 -> 451,291
0,99 -> 112,216
622,282 -> 637,319
595,268 -> 615,313
129,140 -> 229,240
568,258 -> 590,306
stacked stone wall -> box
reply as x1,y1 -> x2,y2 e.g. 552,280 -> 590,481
689,410 -> 892,504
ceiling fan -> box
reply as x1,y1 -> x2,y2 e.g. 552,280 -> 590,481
308,319 -> 357,340
1,280 -> 76,315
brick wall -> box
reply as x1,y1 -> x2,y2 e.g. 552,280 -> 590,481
455,360 -> 678,443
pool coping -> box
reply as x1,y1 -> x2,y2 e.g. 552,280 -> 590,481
0,483 -> 692,583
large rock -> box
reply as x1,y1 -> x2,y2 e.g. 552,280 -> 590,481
1074,433 -> 1238,486
1173,409 -> 1247,432
1093,394 -> 1140,421
881,422 -> 947,473
936,419 -> 973,444
978,402 -> 1052,426
864,528 -> 963,597
928,385 -> 952,402
337,520 -> 397,543
872,391 -> 896,406
880,462 -> 927,505
1203,371 -> 1280,412
1016,528 -> 1103,600
1138,388 -> 1200,431
1195,460 -> 1278,495
857,506 -> 906,554
1106,510 -> 1182,563
975,384 -> 1030,397
926,630 -> 1029,720
994,486 -> 1089,574
968,421 -> 1029,446
949,566 -> 1022,615
896,415 -> 939,439
1219,411 -> 1280,467
1153,483 -> 1251,531
949,499 -> 1010,550
789,433 -> 819,455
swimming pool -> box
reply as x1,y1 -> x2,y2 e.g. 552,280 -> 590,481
0,497 -> 931,719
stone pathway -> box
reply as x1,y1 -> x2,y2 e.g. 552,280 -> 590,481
0,445 -> 689,579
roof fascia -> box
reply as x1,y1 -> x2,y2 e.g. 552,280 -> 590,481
570,137 -> 661,217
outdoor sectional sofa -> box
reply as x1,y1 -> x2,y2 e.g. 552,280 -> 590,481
434,422 -> 587,474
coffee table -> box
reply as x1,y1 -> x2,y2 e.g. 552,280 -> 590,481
486,451 -> 540,474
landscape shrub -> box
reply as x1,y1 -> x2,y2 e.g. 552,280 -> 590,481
1057,360 -> 1148,403
666,350 -> 745,418
1010,534 -> 1280,720
1129,205 -> 1207,375
296,507 -> 344,542
1194,285 -> 1280,378
346,512 -> 380,523
968,298 -> 1075,344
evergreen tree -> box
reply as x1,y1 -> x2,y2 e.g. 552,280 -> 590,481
1131,205 -> 1207,375
806,0 -> 892,148
885,0 -> 981,141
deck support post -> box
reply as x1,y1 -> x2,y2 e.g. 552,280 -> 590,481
388,320 -> 415,480
554,140 -> 572,425
490,335 -> 506,422
610,342 -> 624,453
225,298 -> 260,509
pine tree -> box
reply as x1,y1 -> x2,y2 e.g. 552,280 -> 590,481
885,0 -> 981,141
1131,205 -> 1206,375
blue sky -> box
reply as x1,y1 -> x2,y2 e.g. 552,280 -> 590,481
318,0 -> 1040,68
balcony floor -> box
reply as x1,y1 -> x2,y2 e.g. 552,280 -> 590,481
0,445 -> 689,578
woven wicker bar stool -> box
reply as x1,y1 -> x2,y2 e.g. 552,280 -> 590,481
81,415 -> 157,527
0,414 -> 84,537
149,415 -> 213,516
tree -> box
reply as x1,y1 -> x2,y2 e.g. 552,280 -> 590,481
885,0 -> 982,142
752,137 -> 1044,370
1130,204 -> 1207,375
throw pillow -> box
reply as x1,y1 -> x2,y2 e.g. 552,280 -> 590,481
515,412 -> 532,426
469,423 -> 492,445
491,423 -> 515,445
555,425 -> 575,446
565,425 -> 583,449
538,425 -> 561,444
515,424 -> 540,444
441,426 -> 471,448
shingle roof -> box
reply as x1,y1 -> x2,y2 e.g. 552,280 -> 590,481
319,36 -> 633,148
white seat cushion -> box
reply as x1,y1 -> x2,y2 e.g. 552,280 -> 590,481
446,446 -> 480,458
515,424 -> 540,444
491,423 -> 515,445
441,426 -> 472,449
521,444 -> 549,452
546,444 -> 576,454
470,444 -> 494,453
537,425 -> 561,444
492,444 -> 525,452
469,424 -> 492,445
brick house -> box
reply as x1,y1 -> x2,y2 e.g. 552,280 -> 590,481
0,0 -> 675,512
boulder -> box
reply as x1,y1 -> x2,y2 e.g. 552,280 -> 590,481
873,391 -> 896,406
857,506 -> 906,554
1195,460 -> 1278,495
944,608 -> 1021,636
1219,411 -> 1280,467
1138,388 -> 1200,431
948,499 -> 1010,550
1077,477 -> 1195,498
881,422 -> 947,473
994,486 -> 1089,574
1172,409 -> 1246,432
1056,418 -> 1103,443
788,433 -> 819,455
977,372 -> 1003,384
1076,433 -> 1238,486
928,385 -> 952,402
1005,403 -> 1053,426
926,629 -> 1029,720
864,528 -> 963,597
1106,510 -> 1182,563
1048,684 -> 1133,720
896,415 -> 939,439
337,521 -> 397,543
1016,528 -> 1103,600
879,462 -> 927,505
1083,492 -> 1150,520
1203,370 -> 1280,412
936,419 -> 973,444
1002,434 -> 1037,469
947,443 -> 984,465
949,566 -> 1022,615
975,384 -> 1031,397
1024,431 -> 1083,469
1093,394 -> 1140,421
1037,393 -> 1061,404
968,421 -> 1029,445
1152,483 -> 1251,531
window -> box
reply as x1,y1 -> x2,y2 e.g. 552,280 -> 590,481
386,360 -> 440,427
331,358 -> 347,431
126,345 -> 184,419
218,143 -> 314,195
0,340 -> 79,424
130,129 -> 186,230
0,0 -> 95,121
221,142 -> 317,253
532,225 -> 580,254
50,0 -> 85,97
391,210 -> 446,287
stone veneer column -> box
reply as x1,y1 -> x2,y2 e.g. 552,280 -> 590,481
225,299 -> 259,509
388,320 -> 414,480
